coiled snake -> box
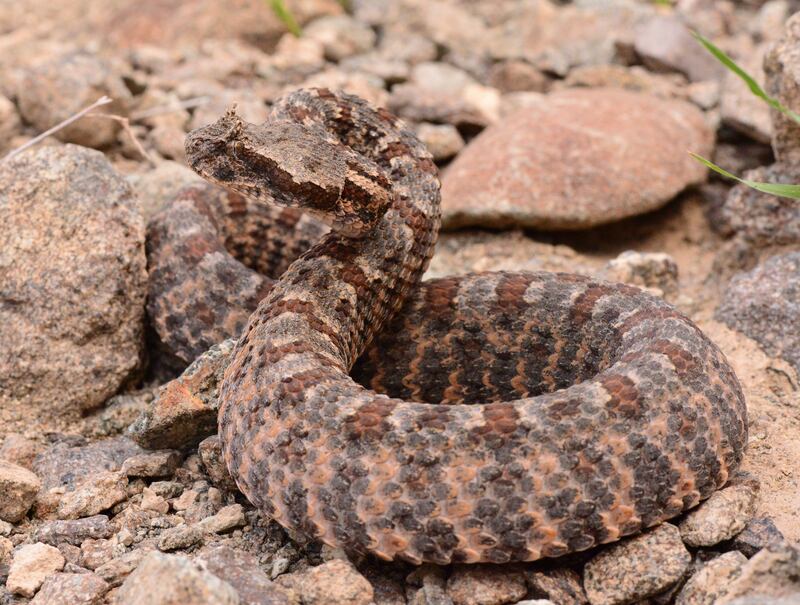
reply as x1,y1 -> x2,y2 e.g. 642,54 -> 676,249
152,88 -> 747,565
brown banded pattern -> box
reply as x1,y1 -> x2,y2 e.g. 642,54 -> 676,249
177,88 -> 748,565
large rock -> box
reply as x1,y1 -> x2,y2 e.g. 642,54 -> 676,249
716,252 -> 800,373
441,88 -> 713,230
765,12 -> 800,168
0,145 -> 147,421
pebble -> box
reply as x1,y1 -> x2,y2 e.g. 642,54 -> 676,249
121,450 -> 182,478
6,543 -> 66,598
55,471 -> 128,520
526,568 -> 587,605
730,517 -> 786,557
679,481 -> 759,547
140,487 -> 170,514
633,15 -> 724,82
0,460 -> 41,523
28,572 -> 109,605
716,252 -> 800,374
0,536 -> 12,562
718,544 -> 800,603
583,523 -> 691,605
445,564 -> 527,605
600,251 -> 679,299
278,559 -> 373,605
198,504 -> 246,534
34,515 -> 113,546
304,15 -> 377,61
115,551 -> 240,604
0,146 -> 146,421
0,435 -> 40,470
720,44 -> 772,143
197,545 -> 294,605
157,524 -> 204,552
16,51 -> 131,148
441,88 -> 712,230
198,436 -> 237,491
415,123 -> 465,162
487,60 -> 550,93
675,551 -> 748,605
93,549 -> 146,587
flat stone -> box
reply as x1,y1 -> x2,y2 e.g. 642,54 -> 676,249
29,572 -> 108,605
129,339 -> 234,450
583,523 -> 691,605
198,504 -> 246,534
0,145 -> 146,421
33,437 -> 142,491
6,543 -> 66,598
441,88 -> 713,230
197,545 -> 294,605
157,525 -> 204,552
279,560 -> 372,605
34,516 -> 113,546
446,564 -> 527,605
730,517 -> 786,557
716,252 -> 800,374
675,551 -> 748,605
679,481 -> 759,547
526,568 -> 587,605
55,471 -> 128,520
115,552 -> 240,604
0,460 -> 40,523
121,450 -> 182,478
633,15 -> 724,82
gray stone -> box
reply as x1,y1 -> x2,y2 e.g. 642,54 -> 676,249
442,88 -> 712,230
115,552 -> 240,604
34,516 -> 113,546
0,145 -> 146,422
526,568 -> 587,605
198,436 -> 237,491
29,572 -> 108,605
0,460 -> 40,523
717,252 -> 800,373
676,551 -> 748,605
679,481 -> 759,547
731,517 -> 786,557
33,437 -> 142,491
121,450 -> 182,478
583,523 -> 691,605
6,543 -> 66,598
633,15 -> 724,82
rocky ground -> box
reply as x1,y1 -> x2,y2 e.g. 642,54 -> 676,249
1,0 -> 799,603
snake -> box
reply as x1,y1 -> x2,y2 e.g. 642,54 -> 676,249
149,88 -> 748,565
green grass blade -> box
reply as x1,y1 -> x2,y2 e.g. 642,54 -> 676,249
692,31 -> 800,124
268,0 -> 302,37
690,153 -> 800,199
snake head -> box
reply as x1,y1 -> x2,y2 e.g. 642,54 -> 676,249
185,108 -> 394,237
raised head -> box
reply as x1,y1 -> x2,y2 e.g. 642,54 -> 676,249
185,107 -> 394,237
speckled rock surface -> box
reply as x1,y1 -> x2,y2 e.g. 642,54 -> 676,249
716,252 -> 800,373
277,559 -> 373,605
446,564 -> 527,605
197,545 -> 295,605
675,552 -> 748,605
583,523 -> 691,605
441,88 -> 713,230
679,481 -> 759,547
730,517 -> 786,557
526,568 -> 587,605
765,12 -> 800,168
115,552 -> 240,604
28,572 -> 109,605
0,460 -> 40,523
16,51 -> 131,148
716,544 -> 800,604
0,145 -> 147,422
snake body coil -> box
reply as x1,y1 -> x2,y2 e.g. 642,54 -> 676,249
178,88 -> 747,565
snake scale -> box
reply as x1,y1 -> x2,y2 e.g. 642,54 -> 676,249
149,88 -> 748,565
